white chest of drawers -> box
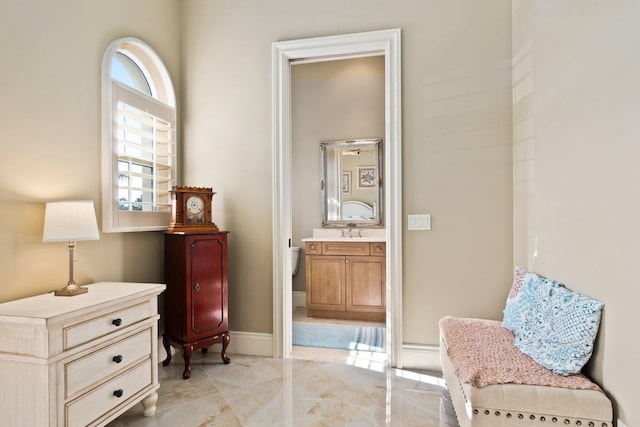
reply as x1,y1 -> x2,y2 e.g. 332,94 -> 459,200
0,282 -> 165,426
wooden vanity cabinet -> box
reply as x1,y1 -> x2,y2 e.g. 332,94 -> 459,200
305,241 -> 386,322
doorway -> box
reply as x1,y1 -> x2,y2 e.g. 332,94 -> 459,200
272,29 -> 403,367
291,56 -> 386,363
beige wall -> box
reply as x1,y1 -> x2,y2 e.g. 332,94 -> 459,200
513,2 -> 639,425
181,0 -> 513,344
291,57 -> 385,293
3,0 -> 633,423
0,0 -> 181,302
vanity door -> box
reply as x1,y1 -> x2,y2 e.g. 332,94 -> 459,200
305,255 -> 346,312
345,255 -> 385,314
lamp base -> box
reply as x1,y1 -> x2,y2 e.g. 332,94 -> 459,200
54,285 -> 88,297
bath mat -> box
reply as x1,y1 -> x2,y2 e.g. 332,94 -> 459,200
292,322 -> 386,352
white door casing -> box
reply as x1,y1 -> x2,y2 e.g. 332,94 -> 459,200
272,29 -> 403,367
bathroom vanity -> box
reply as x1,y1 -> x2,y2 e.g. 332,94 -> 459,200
303,238 -> 385,322
300,137 -> 386,322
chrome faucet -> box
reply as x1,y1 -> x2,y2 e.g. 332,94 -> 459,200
343,224 -> 360,238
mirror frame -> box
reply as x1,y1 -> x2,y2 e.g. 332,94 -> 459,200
321,138 -> 384,228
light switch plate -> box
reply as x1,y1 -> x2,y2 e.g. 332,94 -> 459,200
408,214 -> 431,230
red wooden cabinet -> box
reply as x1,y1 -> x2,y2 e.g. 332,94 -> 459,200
162,231 -> 230,379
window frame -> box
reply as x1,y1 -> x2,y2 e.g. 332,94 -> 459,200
101,37 -> 177,233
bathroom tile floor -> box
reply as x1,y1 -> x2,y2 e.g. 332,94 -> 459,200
291,306 -> 387,365
292,306 -> 385,328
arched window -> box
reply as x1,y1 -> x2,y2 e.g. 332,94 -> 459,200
101,38 -> 177,232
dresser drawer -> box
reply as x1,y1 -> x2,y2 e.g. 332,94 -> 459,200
66,359 -> 152,427
64,301 -> 152,350
322,241 -> 369,256
65,328 -> 152,399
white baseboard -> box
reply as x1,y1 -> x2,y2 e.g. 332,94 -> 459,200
400,343 -> 442,371
292,291 -> 306,308
227,330 -> 273,356
158,331 -> 274,359
219,329 -> 443,371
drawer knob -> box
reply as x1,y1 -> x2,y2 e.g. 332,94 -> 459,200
194,283 -> 201,292
113,389 -> 124,398
112,318 -> 123,327
310,245 -> 317,251
113,355 -> 123,363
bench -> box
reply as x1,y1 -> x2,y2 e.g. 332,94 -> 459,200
439,269 -> 613,427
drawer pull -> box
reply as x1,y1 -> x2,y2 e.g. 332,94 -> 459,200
194,283 -> 201,292
112,355 -> 123,363
113,389 -> 124,398
112,318 -> 123,327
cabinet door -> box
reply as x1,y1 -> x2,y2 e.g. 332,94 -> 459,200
345,256 -> 386,313
188,235 -> 228,340
306,255 -> 345,311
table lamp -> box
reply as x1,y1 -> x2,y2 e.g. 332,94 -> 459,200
42,200 -> 100,296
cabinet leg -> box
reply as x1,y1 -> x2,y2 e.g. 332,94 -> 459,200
141,391 -> 158,417
220,332 -> 231,364
182,345 -> 193,379
162,337 -> 172,366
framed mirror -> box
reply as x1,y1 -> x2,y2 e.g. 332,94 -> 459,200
321,138 -> 383,228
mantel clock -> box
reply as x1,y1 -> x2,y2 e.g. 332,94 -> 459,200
167,186 -> 218,233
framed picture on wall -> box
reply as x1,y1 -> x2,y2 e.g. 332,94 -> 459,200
341,172 -> 351,194
357,166 -> 376,188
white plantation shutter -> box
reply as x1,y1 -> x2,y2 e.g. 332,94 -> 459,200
112,82 -> 176,213
105,81 -> 176,232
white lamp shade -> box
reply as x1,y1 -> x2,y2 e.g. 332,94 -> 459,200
43,201 -> 100,242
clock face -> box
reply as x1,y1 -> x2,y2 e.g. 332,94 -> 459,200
186,195 -> 204,223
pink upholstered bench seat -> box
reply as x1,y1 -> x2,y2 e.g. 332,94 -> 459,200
439,316 -> 613,427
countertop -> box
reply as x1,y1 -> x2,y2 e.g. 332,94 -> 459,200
301,236 -> 386,242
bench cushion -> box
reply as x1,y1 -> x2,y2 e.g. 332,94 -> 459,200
440,316 -> 600,390
439,316 -> 613,427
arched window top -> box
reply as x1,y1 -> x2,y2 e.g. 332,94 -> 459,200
104,37 -> 176,108
111,51 -> 152,96
101,37 -> 177,232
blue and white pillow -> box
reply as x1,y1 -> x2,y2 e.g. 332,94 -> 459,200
503,268 -> 561,333
513,285 -> 604,375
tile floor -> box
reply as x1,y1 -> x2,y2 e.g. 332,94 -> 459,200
109,309 -> 460,426
109,352 -> 459,426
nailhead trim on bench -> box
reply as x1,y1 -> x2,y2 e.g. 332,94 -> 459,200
471,408 -> 608,426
